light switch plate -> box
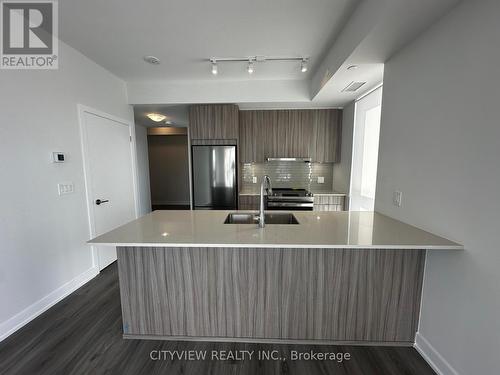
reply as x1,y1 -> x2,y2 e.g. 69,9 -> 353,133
58,182 -> 74,195
252,176 -> 258,184
318,176 -> 325,184
52,152 -> 66,163
393,191 -> 402,207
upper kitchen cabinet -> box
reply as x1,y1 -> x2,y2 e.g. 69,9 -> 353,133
311,109 -> 342,163
239,110 -> 276,163
189,104 -> 239,140
239,109 -> 341,163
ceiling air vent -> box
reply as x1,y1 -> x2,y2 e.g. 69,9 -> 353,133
342,81 -> 366,92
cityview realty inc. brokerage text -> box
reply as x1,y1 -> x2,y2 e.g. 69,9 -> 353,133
150,349 -> 352,363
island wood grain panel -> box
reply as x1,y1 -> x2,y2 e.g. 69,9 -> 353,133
117,247 -> 281,339
280,249 -> 424,342
188,104 -> 239,140
117,247 -> 424,343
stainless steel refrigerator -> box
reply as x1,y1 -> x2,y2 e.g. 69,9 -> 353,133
192,145 -> 237,209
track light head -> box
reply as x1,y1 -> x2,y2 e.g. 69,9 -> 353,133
301,59 -> 308,73
211,60 -> 218,75
247,60 -> 255,74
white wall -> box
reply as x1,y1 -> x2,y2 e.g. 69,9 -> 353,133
333,101 -> 354,195
375,1 -> 500,374
0,41 -> 133,340
127,79 -> 310,105
134,125 -> 152,215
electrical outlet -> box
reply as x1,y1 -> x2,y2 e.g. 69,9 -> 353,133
252,176 -> 258,184
58,182 -> 74,195
317,176 -> 325,184
393,191 -> 402,207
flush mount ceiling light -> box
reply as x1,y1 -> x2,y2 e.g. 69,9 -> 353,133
143,55 -> 161,65
147,113 -> 167,122
209,56 -> 309,76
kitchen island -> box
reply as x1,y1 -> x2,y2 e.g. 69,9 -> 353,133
89,210 -> 461,345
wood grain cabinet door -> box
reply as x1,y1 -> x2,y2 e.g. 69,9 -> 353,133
311,109 -> 342,163
239,111 -> 255,163
239,110 -> 271,162
286,110 -> 313,158
239,109 -> 341,162
189,104 -> 239,140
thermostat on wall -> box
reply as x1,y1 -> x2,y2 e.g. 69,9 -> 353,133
52,152 -> 66,163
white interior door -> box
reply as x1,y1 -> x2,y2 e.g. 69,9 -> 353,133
350,86 -> 383,211
82,110 -> 137,270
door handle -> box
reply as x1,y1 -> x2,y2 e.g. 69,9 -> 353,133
95,199 -> 109,205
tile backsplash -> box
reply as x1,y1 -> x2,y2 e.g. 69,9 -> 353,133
241,161 -> 334,193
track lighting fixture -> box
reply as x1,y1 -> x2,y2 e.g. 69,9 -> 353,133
208,56 -> 309,76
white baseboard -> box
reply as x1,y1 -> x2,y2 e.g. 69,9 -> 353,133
0,266 -> 99,342
414,332 -> 460,375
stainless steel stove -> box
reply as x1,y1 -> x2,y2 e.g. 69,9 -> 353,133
266,188 -> 314,211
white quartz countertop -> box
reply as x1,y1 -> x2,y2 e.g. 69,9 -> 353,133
88,210 -> 463,250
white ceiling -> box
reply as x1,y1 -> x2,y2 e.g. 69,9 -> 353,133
60,0 -> 359,82
60,0 -> 460,108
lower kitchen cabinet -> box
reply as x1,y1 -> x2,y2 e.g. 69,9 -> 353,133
313,194 -> 346,211
239,194 -> 259,210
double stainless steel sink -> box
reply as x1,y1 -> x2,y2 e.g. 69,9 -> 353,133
224,212 -> 299,225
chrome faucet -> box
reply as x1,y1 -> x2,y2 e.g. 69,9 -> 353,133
258,175 -> 272,228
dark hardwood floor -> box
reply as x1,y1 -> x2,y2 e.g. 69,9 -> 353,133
0,263 -> 436,375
